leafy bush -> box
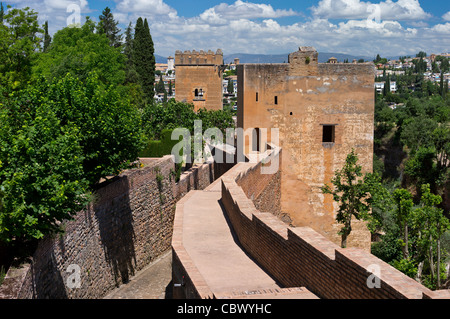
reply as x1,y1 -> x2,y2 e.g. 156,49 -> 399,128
139,129 -> 182,158
0,87 -> 89,243
0,72 -> 146,244
30,73 -> 146,186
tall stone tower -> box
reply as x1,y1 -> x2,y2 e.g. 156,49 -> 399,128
237,46 -> 376,250
175,49 -> 224,111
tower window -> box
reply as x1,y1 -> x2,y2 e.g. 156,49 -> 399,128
194,88 -> 204,99
274,96 -> 278,105
322,125 -> 335,143
256,92 -> 259,102
253,128 -> 261,152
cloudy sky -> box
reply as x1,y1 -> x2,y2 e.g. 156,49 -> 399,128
3,0 -> 450,58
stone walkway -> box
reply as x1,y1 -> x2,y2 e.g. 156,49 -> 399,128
103,250 -> 173,299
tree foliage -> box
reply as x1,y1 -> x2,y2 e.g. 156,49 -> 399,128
97,7 -> 122,48
33,17 -> 125,86
321,149 -> 386,248
0,6 -> 43,89
133,17 -> 155,100
0,85 -> 89,243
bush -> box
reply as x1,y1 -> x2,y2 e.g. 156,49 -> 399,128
32,73 -> 146,186
0,87 -> 89,243
139,129 -> 182,158
0,72 -> 146,244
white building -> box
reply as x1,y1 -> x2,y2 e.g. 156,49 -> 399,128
167,56 -> 174,72
375,81 -> 397,93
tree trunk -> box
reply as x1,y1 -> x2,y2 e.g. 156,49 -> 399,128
403,222 -> 409,259
416,261 -> 424,283
429,234 -> 435,283
341,216 -> 352,248
437,238 -> 441,289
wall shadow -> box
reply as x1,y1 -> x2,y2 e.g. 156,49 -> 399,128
94,175 -> 137,287
217,199 -> 284,288
31,249 -> 68,299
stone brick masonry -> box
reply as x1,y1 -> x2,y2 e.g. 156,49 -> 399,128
220,149 -> 449,299
0,155 -> 229,299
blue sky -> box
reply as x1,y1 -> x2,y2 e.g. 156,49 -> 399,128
4,0 -> 450,58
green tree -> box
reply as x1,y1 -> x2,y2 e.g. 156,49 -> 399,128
43,20 -> 51,52
168,80 -> 173,96
0,2 -> 4,24
416,51 -> 427,58
412,184 -> 450,289
227,78 -> 234,94
33,17 -> 125,86
0,6 -> 43,89
156,74 -> 166,94
123,21 -> 138,84
321,149 -> 373,248
440,58 -> 449,73
0,85 -> 89,244
30,73 -> 145,185
440,71 -> 446,98
393,189 -> 414,259
133,17 -> 155,100
97,7 -> 122,48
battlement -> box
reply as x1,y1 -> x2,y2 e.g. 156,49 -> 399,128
288,46 -> 319,76
175,49 -> 223,66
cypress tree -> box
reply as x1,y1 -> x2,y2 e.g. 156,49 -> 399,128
124,22 -> 138,84
0,2 -> 4,24
43,21 -> 51,52
156,74 -> 166,94
133,17 -> 155,100
168,80 -> 173,96
227,78 -> 234,94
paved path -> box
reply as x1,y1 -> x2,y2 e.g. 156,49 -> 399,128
103,250 -> 173,299
182,188 -> 281,296
178,179 -> 317,298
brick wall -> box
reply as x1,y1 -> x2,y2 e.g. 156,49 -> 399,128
220,150 -> 448,299
0,154 -> 232,299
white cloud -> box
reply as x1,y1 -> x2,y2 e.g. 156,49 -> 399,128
4,0 -> 449,59
115,0 -> 177,17
4,0 -> 92,34
311,0 -> 431,21
200,0 -> 298,21
443,11 -> 450,21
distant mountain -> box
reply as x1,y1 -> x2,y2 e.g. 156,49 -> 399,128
155,55 -> 168,63
156,52 -> 388,65
224,52 -> 375,64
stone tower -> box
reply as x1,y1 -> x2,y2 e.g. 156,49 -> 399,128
175,49 -> 224,111
237,46 -> 376,250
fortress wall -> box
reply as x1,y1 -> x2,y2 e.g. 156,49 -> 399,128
1,152 -> 233,299
221,149 -> 446,299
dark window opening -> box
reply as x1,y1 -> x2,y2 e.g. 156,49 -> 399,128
290,112 -> 293,115
274,96 -> 278,105
322,125 -> 335,143
194,88 -> 204,99
256,92 -> 259,102
253,128 -> 261,152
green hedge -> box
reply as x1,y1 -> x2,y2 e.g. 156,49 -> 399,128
139,129 -> 182,158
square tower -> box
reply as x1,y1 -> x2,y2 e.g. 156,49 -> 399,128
175,49 -> 224,111
237,46 -> 376,250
